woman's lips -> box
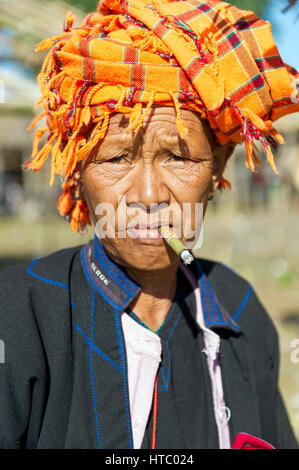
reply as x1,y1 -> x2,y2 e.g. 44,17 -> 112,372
126,227 -> 164,244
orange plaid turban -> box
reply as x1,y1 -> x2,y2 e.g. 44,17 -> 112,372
25,0 -> 299,232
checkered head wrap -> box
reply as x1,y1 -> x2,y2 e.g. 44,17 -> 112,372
25,0 -> 299,232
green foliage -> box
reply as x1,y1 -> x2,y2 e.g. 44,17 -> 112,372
230,0 -> 269,16
69,0 -> 97,12
278,270 -> 296,287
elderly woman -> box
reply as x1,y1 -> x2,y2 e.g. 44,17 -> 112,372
0,0 -> 298,450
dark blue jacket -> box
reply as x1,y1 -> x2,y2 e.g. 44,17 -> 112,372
0,238 -> 297,449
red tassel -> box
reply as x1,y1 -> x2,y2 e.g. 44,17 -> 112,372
218,176 -> 232,192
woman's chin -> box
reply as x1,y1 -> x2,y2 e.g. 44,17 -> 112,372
101,237 -> 179,271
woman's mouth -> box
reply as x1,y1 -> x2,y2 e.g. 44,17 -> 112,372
126,226 -> 164,245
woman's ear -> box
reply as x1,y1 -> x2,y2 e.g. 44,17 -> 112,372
211,143 -> 235,191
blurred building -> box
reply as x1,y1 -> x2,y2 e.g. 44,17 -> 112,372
0,0 -> 85,218
227,112 -> 299,211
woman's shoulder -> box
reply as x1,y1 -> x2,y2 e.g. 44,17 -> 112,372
0,244 -> 85,346
195,256 -> 278,344
195,255 -> 253,300
0,243 -> 84,293
196,256 -> 249,287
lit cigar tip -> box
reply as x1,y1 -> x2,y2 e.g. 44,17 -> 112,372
158,226 -> 194,266
180,250 -> 195,266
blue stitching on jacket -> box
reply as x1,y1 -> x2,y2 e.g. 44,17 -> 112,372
118,286 -> 139,310
81,245 -> 138,448
196,259 -> 209,323
197,259 -> 224,324
233,285 -> 253,321
27,258 -> 76,308
74,324 -> 121,372
114,307 -> 133,449
81,247 -> 119,309
158,311 -> 182,391
196,259 -> 240,331
81,246 -> 139,310
94,237 -> 138,294
156,299 -> 177,334
126,299 -> 177,334
89,288 -> 101,449
93,245 -> 136,297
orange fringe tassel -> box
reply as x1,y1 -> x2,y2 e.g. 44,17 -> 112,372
57,182 -> 75,217
70,199 -> 90,233
57,178 -> 90,234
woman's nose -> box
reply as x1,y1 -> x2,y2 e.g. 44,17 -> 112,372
126,162 -> 170,210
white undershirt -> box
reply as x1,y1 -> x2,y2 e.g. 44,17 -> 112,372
121,263 -> 231,450
121,313 -> 161,449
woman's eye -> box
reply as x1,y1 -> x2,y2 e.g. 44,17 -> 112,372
168,154 -> 186,162
109,154 -> 128,164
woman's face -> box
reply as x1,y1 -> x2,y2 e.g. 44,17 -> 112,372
80,106 -> 229,271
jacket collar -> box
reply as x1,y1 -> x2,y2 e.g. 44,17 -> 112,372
81,235 -> 241,333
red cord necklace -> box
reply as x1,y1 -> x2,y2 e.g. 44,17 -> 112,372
151,374 -> 158,449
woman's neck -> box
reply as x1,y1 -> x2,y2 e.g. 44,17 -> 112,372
126,262 -> 179,332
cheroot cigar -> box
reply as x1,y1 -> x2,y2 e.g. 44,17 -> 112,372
158,225 -> 194,265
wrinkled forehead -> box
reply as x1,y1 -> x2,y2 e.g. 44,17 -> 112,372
93,106 -> 215,152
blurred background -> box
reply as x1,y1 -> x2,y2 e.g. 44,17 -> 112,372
0,0 -> 299,442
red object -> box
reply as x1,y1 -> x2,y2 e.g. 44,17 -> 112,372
151,374 -> 158,449
232,433 -> 275,449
